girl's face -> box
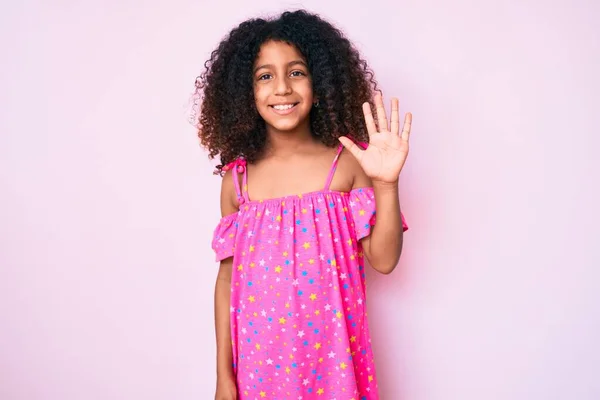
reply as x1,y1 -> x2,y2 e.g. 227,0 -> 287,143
253,40 -> 315,134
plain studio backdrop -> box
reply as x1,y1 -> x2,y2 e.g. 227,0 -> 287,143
1,0 -> 598,399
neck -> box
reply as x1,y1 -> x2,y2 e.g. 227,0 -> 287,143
264,120 -> 318,156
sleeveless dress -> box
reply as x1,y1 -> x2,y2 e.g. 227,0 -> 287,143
212,145 -> 408,400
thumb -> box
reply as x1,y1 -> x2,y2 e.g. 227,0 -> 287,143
338,136 -> 364,162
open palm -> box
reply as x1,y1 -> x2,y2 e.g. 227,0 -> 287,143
339,94 -> 412,184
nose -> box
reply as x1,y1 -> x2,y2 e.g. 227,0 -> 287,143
274,75 -> 292,96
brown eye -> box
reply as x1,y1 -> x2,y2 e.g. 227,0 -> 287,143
258,74 -> 272,81
290,70 -> 306,77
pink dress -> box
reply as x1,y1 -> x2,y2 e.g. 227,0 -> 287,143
212,145 -> 408,400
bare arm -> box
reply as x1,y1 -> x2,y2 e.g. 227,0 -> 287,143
353,165 -> 404,275
339,94 -> 412,275
214,171 -> 238,399
215,258 -> 234,379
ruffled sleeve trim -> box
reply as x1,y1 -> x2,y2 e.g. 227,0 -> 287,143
349,187 -> 409,240
211,212 -> 239,262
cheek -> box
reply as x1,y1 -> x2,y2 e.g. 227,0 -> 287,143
298,83 -> 314,101
253,85 -> 270,104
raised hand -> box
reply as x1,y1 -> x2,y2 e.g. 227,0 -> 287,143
339,93 -> 412,184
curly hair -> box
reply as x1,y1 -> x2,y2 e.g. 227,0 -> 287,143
193,10 -> 379,174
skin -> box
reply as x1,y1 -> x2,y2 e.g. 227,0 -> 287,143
214,180 -> 239,400
252,41 -> 315,139
214,40 -> 412,399
339,95 -> 413,274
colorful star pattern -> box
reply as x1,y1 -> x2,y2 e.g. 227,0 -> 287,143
212,187 -> 406,399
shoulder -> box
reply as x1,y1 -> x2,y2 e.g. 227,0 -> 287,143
338,144 -> 372,189
220,170 -> 239,217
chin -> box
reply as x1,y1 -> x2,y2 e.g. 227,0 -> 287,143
259,113 -> 304,132
267,120 -> 302,132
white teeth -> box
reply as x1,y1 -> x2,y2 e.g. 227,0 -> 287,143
273,104 -> 295,110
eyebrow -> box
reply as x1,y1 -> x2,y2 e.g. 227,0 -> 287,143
254,60 -> 308,74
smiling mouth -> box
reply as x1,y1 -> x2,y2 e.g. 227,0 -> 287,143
270,103 -> 299,111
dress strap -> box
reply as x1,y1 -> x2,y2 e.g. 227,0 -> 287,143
224,158 -> 250,205
323,144 -> 345,191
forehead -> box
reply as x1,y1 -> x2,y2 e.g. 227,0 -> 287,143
254,40 -> 305,65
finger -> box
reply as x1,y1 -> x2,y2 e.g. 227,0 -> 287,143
375,92 -> 388,132
401,112 -> 412,141
338,136 -> 364,162
390,97 -> 400,135
362,102 -> 377,136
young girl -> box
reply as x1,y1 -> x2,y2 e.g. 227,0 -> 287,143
194,10 -> 411,400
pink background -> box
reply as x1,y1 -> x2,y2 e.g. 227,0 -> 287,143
1,0 -> 599,399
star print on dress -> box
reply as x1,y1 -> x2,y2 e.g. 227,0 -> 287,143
211,144 -> 408,399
